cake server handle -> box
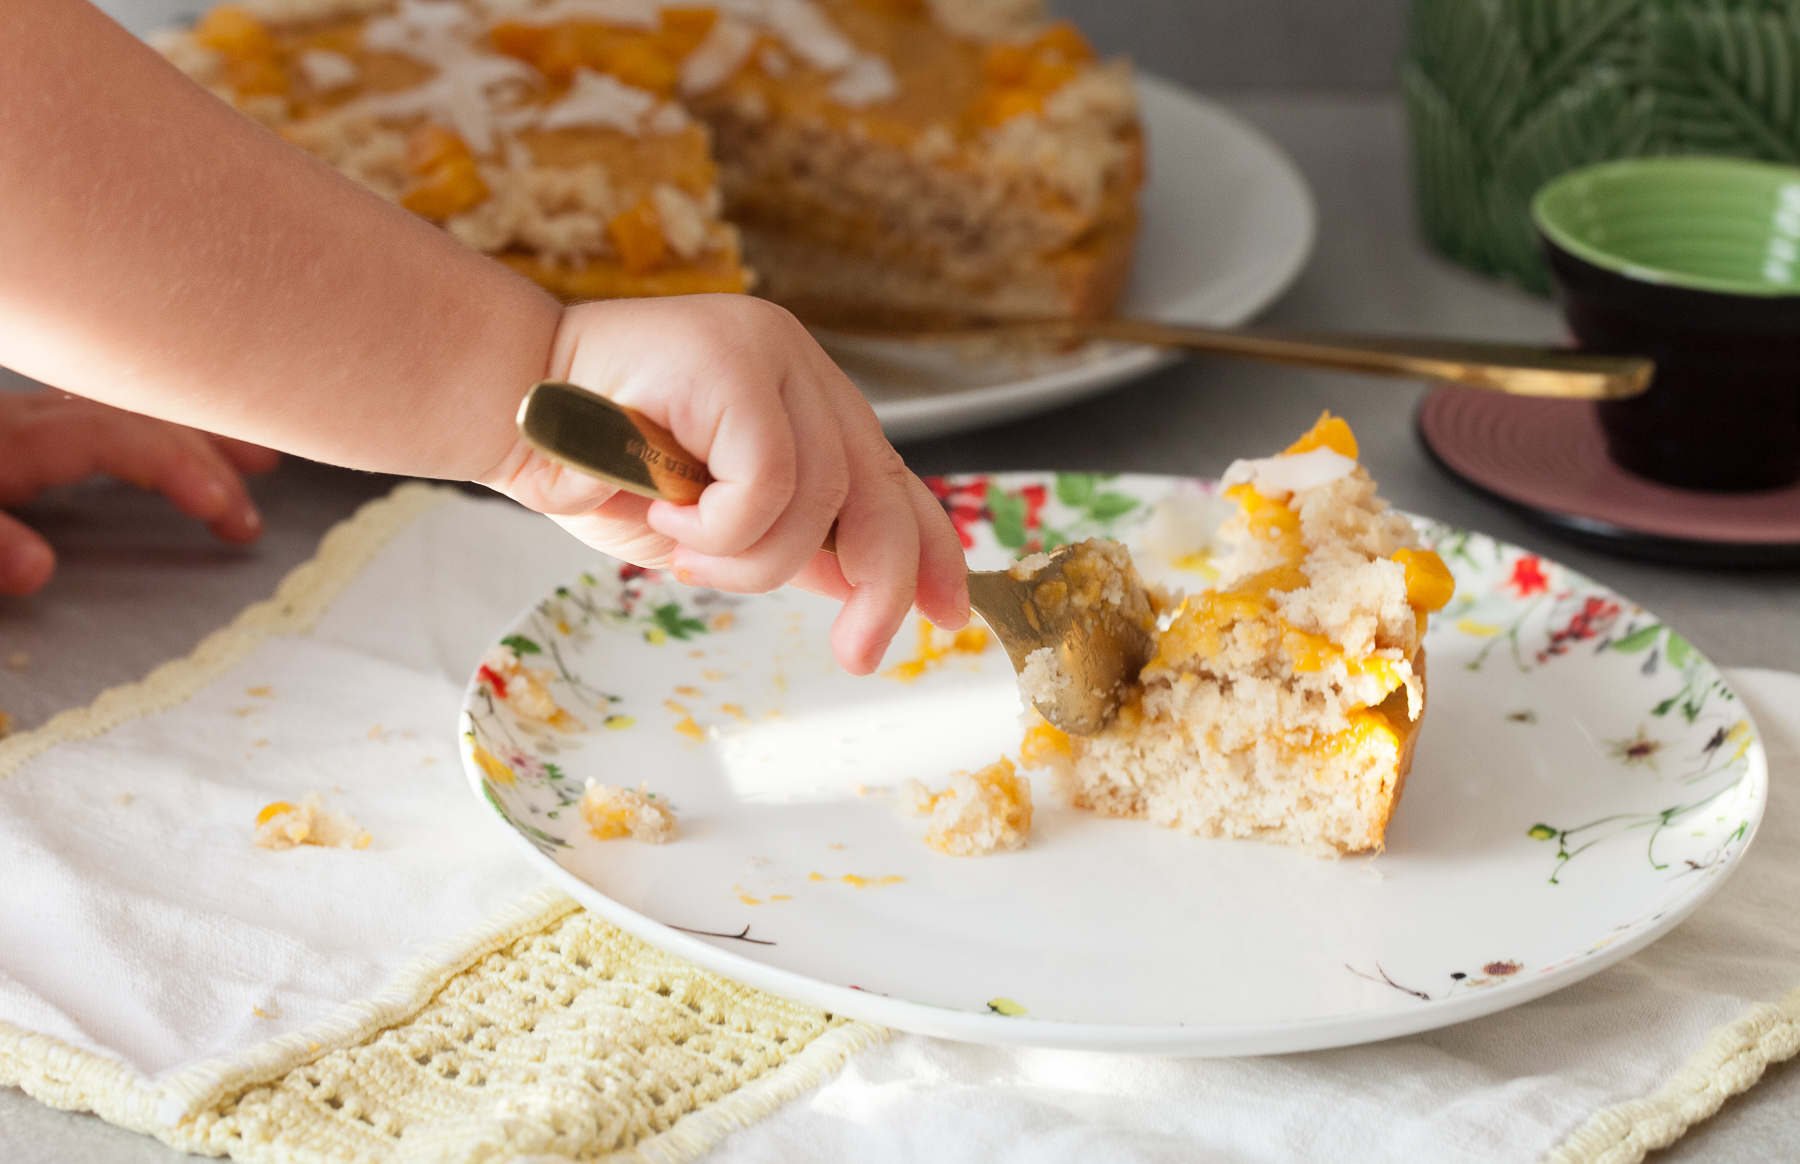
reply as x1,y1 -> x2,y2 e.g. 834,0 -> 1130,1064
823,318 -> 1656,401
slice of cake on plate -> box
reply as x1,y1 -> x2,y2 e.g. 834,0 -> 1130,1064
1021,413 -> 1455,855
152,0 -> 1141,323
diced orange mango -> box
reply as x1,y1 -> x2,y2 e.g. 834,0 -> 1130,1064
658,7 -> 718,55
400,156 -> 490,220
1224,482 -> 1302,546
1019,718 -> 1072,768
405,123 -> 472,176
601,36 -> 680,95
225,54 -> 290,96
1033,21 -> 1095,63
489,21 -> 552,64
195,5 -> 275,59
855,0 -> 928,16
982,42 -> 1035,86
1393,548 -> 1455,612
1284,410 -> 1359,459
608,199 -> 668,274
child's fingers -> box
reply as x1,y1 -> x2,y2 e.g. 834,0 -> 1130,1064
904,472 -> 970,631
0,512 -> 55,596
818,405 -> 923,675
656,375 -> 847,593
546,489 -> 675,569
208,434 -> 281,477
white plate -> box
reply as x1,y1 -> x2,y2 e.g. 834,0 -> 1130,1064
461,473 -> 1767,1056
845,77 -> 1316,442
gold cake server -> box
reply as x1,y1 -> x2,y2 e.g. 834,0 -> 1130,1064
815,318 -> 1655,401
516,380 -> 1148,734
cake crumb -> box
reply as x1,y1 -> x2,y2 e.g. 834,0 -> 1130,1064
900,757 -> 1033,856
883,619 -> 990,681
580,779 -> 679,843
254,793 -> 371,851
7,651 -> 30,671
0,711 -> 11,739
114,792 -> 135,807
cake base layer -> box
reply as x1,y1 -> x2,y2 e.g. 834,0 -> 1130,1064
1056,649 -> 1426,857
740,209 -> 1137,327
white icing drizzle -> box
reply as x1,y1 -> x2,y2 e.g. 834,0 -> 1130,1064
679,16 -> 759,95
1221,447 -> 1358,498
493,0 -> 658,28
356,0 -> 535,152
297,49 -> 360,90
828,52 -> 898,106
540,68 -> 657,130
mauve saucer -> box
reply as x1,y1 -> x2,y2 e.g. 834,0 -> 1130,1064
1416,386 -> 1800,567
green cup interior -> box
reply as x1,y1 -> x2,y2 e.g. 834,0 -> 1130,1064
1532,157 -> 1800,297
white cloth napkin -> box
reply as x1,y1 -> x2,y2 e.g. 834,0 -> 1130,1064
1,489 -> 1795,1162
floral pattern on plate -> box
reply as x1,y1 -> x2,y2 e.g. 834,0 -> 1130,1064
462,473 -> 1767,1055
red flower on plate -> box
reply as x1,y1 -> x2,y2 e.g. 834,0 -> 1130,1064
1538,595 -> 1622,662
1506,555 -> 1549,598
925,475 -> 989,549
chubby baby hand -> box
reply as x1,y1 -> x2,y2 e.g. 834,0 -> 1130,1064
0,390 -> 277,595
479,295 -> 969,676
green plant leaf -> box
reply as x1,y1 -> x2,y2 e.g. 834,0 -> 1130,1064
501,634 -> 543,655
1086,492 -> 1139,520
1054,473 -> 1096,507
1528,823 -> 1558,841
986,484 -> 1029,549
1612,624 -> 1664,653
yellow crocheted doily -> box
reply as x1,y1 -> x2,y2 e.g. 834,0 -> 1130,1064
175,906 -> 880,1163
0,484 -> 882,1163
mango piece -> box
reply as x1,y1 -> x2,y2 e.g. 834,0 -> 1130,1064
1284,410 -> 1359,459
1393,548 -> 1455,612
489,21 -> 551,64
1033,21 -> 1096,64
658,7 -> 718,56
195,5 -> 275,59
608,199 -> 668,274
1019,718 -> 1072,768
982,42 -> 1034,86
601,35 -> 680,95
405,123 -> 472,176
400,156 -> 490,220
225,54 -> 289,96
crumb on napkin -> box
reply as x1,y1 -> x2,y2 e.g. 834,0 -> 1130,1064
900,758 -> 1033,857
6,650 -> 29,671
580,780 -> 678,844
254,793 -> 371,851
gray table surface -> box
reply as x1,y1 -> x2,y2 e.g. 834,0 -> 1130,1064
3,90 -> 1797,1163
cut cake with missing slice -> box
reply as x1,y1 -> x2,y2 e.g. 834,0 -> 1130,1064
154,0 -> 1141,325
1019,413 -> 1456,855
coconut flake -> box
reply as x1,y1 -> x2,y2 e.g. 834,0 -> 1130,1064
490,0 -> 659,28
829,53 -> 898,106
1221,447 -> 1358,498
297,48 -> 360,91
540,68 -> 659,132
680,15 -> 759,95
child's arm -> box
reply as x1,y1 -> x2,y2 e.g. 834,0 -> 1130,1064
0,391 -> 276,594
0,0 -> 966,672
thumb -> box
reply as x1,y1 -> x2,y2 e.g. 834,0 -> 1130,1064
0,512 -> 55,596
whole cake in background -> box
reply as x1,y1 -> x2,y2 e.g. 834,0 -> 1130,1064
1021,414 -> 1455,856
153,0 -> 1143,324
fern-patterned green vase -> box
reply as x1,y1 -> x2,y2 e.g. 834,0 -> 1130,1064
1405,0 -> 1800,293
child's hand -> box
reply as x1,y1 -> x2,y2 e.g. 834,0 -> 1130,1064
480,296 -> 970,676
0,391 -> 277,595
